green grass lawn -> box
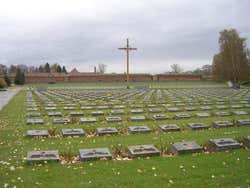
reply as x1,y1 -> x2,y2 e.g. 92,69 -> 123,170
0,85 -> 250,188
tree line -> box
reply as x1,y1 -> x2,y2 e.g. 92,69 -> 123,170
0,63 -> 67,75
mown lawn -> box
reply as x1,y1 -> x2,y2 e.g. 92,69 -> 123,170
0,86 -> 250,188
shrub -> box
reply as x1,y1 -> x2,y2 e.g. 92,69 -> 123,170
4,74 -> 11,86
0,78 -> 7,88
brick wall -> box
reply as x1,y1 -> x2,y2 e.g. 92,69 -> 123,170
1,73 -> 203,83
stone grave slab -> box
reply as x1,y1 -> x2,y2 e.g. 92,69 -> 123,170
159,124 -> 180,132
127,145 -> 160,158
213,120 -> 234,128
233,111 -> 248,115
208,138 -> 240,151
185,107 -> 196,111
237,119 -> 250,126
131,109 -> 144,114
216,105 -> 228,110
148,108 -> 162,113
105,116 -> 122,122
215,112 -> 231,117
153,114 -> 168,120
110,110 -> 125,115
27,107 -> 38,111
128,126 -> 151,133
170,141 -> 203,154
69,111 -> 84,116
79,148 -> 112,161
187,123 -> 209,130
26,119 -> 44,125
174,113 -> 191,119
167,107 -> 180,112
62,128 -> 85,137
113,105 -> 125,109
91,111 -> 104,115
96,127 -> 118,135
26,130 -> 49,137
231,105 -> 243,109
63,106 -> 76,110
196,113 -> 210,118
80,117 -> 97,123
26,112 -> 41,117
26,150 -> 59,162
243,136 -> 250,148
96,106 -> 109,110
130,116 -> 146,121
45,107 -> 57,111
53,118 -> 70,124
81,106 -> 93,110
200,106 -> 213,111
48,112 -> 62,117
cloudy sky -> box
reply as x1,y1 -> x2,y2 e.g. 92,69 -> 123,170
0,0 -> 249,73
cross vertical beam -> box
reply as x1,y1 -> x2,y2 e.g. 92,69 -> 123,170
118,38 -> 137,84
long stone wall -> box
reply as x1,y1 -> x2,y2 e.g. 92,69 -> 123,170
3,73 -> 202,83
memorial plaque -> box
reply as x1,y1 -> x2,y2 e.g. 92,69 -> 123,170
91,111 -> 104,115
130,116 -> 146,121
26,150 -> 59,162
237,119 -> 250,126
110,110 -> 125,115
243,136 -> 250,148
80,117 -> 97,123
128,126 -> 151,133
127,145 -> 160,158
53,118 -> 70,124
26,112 -> 41,117
79,148 -> 112,161
153,114 -> 168,120
215,112 -> 231,116
187,123 -> 209,130
96,127 -> 118,135
174,113 -> 191,119
159,124 -> 180,132
105,116 -> 122,122
208,138 -> 240,151
69,111 -> 84,116
48,112 -> 62,117
196,113 -> 210,118
26,130 -> 49,137
26,119 -> 44,125
62,128 -> 85,137
233,111 -> 248,115
213,120 -> 234,128
170,141 -> 203,154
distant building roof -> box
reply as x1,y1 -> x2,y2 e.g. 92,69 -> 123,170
70,68 -> 79,74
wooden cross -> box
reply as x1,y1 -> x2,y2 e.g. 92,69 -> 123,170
118,38 -> 137,83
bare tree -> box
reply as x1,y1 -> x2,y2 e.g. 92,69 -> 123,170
97,64 -> 107,74
170,64 -> 182,74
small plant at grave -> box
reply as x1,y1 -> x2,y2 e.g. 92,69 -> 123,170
71,117 -> 77,124
61,147 -> 75,162
158,137 -> 168,156
48,127 -> 57,136
111,143 -> 126,158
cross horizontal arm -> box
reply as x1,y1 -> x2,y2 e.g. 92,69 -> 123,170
118,48 -> 137,50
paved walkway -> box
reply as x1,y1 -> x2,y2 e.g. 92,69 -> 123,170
0,88 -> 21,111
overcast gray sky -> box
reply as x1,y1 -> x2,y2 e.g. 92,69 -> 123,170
0,0 -> 249,73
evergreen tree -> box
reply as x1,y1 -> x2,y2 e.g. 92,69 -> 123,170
44,63 -> 51,73
56,65 -> 62,73
62,66 -> 67,73
14,68 -> 25,85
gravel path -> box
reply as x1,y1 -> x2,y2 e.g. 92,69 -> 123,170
0,88 -> 21,111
